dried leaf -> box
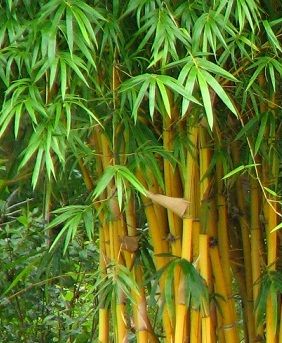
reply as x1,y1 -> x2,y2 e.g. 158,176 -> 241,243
120,235 -> 140,253
146,191 -> 189,218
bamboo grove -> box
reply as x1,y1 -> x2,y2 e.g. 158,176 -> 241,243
0,0 -> 282,342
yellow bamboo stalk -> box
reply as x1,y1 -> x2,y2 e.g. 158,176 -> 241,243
192,219 -> 200,260
250,178 -> 264,338
83,139 -> 110,343
145,169 -> 169,235
190,309 -> 201,343
173,126 -> 198,343
182,217 -> 193,261
116,303 -> 128,343
216,196 -> 234,291
210,245 -> 239,343
199,125 -> 211,202
266,202 -> 278,343
231,143 -> 255,342
125,196 -> 155,343
133,267 -> 151,343
163,115 -> 182,257
185,125 -> 198,202
98,224 -> 110,343
174,303 -> 187,343
200,234 -> 211,343
99,308 -> 109,343
216,194 -> 238,331
216,160 -> 233,291
174,216 -> 193,343
139,192 -> 173,342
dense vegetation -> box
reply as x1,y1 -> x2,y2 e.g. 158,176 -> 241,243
0,0 -> 282,342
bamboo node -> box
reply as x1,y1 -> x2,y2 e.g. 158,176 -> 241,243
251,226 -> 261,231
143,201 -> 154,208
222,322 -> 237,330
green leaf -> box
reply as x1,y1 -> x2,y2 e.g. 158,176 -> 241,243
148,81 -> 156,118
64,102 -> 71,137
132,79 -> 150,120
254,113 -> 268,154
201,70 -> 237,115
32,148 -> 44,189
14,103 -> 23,138
263,187 -> 280,198
93,166 -> 116,199
271,222 -> 282,233
263,20 -> 282,53
222,164 -> 260,179
3,262 -> 37,296
49,58 -> 58,90
197,70 -> 213,128
180,66 -> 197,116
156,79 -> 171,117
66,8 -> 74,54
117,166 -> 147,196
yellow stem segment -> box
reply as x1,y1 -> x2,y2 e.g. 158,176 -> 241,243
266,202 -> 278,343
200,234 -> 211,343
210,245 -> 239,343
99,308 -> 109,343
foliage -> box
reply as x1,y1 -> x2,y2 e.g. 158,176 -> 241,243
0,0 -> 282,342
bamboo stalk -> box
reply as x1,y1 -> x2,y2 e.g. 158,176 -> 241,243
125,196 -> 156,343
163,115 -> 183,258
116,303 -> 128,343
190,309 -> 201,343
173,126 -> 199,343
139,190 -> 173,342
99,308 -> 109,343
174,216 -> 193,343
266,202 -> 278,343
199,125 -> 211,202
250,178 -> 264,338
174,303 -> 187,343
216,160 -> 234,296
210,244 -> 240,343
231,143 -> 255,342
199,234 -> 211,343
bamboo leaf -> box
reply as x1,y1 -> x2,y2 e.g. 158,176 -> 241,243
201,69 -> 237,115
66,7 -> 74,54
263,20 -> 282,53
3,262 -> 37,296
117,166 -> 147,196
132,79 -> 150,120
263,187 -> 280,198
156,79 -> 171,117
32,148 -> 44,189
93,166 -> 116,199
49,58 -> 58,90
181,66 -> 197,116
148,80 -> 156,118
254,112 -> 268,154
222,164 -> 260,179
197,71 -> 213,128
14,103 -> 23,138
116,174 -> 123,210
271,222 -> 282,233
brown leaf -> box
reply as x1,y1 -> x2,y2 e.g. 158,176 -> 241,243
120,235 -> 140,253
